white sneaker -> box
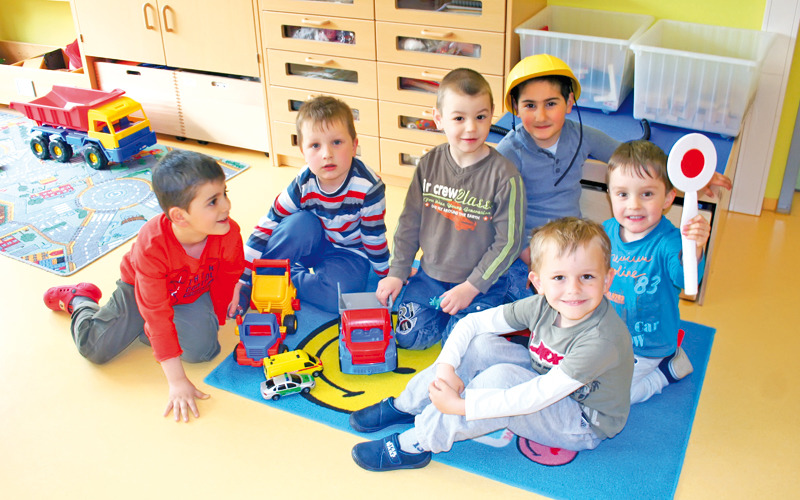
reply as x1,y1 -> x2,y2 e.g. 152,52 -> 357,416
668,346 -> 693,380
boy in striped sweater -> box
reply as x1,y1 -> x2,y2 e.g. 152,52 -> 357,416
239,96 -> 389,314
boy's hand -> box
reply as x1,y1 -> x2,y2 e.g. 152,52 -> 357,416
429,378 -> 466,416
160,357 -> 209,422
700,172 -> 733,198
376,276 -> 404,306
435,363 -> 464,395
440,281 -> 479,315
682,214 -> 711,259
227,282 -> 243,318
518,245 -> 531,266
164,377 -> 210,423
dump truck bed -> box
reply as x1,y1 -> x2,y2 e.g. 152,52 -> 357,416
10,86 -> 125,132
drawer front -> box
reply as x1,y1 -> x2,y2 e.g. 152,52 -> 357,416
267,49 -> 378,99
94,62 -> 182,136
267,85 -> 378,136
376,22 -> 504,75
259,0 -> 375,20
377,62 -> 504,118
378,100 -> 447,147
177,72 -> 269,152
379,138 -> 433,180
261,11 -> 376,60
375,1 -> 505,32
271,120 -> 380,170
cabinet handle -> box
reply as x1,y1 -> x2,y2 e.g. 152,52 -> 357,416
142,3 -> 155,30
422,148 -> 432,155
304,57 -> 333,65
301,18 -> 330,27
421,110 -> 434,117
421,70 -> 446,80
420,29 -> 453,39
162,4 -> 174,32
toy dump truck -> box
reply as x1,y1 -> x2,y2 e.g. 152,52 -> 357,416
234,259 -> 301,367
10,85 -> 157,169
338,285 -> 396,375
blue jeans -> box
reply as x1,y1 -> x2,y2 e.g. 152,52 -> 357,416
394,267 -> 509,350
245,211 -> 371,314
504,258 -> 534,302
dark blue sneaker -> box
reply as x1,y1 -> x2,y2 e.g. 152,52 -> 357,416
349,397 -> 415,433
351,433 -> 432,472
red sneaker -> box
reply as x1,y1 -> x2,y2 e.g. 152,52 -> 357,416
43,283 -> 102,313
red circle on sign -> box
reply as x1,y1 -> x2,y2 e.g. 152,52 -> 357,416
681,149 -> 704,178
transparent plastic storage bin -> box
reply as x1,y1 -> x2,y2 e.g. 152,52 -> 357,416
515,6 -> 653,113
630,20 -> 775,137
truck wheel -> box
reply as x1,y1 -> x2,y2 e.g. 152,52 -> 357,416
48,138 -> 73,163
30,135 -> 50,160
284,314 -> 298,335
84,145 -> 108,170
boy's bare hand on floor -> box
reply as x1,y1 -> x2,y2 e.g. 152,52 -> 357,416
164,378 -> 209,422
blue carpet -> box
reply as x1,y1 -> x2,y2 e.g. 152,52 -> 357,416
206,297 -> 714,500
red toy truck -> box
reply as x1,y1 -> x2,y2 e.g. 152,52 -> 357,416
338,285 -> 396,375
10,85 -> 157,169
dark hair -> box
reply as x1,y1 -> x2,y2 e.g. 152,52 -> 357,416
151,150 -> 225,215
607,140 -> 673,192
295,95 -> 357,145
510,75 -> 573,112
436,67 -> 494,111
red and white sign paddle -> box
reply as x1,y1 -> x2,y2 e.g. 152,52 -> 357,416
667,134 -> 716,296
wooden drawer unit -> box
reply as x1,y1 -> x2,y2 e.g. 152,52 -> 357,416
260,0 -> 375,20
0,41 -> 89,105
95,62 -> 268,151
267,86 -> 378,136
379,137 -> 431,181
271,120 -> 380,171
376,22 -> 504,75
375,1 -> 505,32
261,12 -> 376,60
378,100 -> 447,147
94,61 -> 182,136
377,61 -> 504,117
177,72 -> 269,152
267,49 -> 378,99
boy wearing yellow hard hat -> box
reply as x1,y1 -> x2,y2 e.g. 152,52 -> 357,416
497,54 -> 621,300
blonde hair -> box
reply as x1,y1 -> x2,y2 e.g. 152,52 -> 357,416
529,217 -> 611,273
436,67 -> 493,112
607,140 -> 673,192
295,95 -> 357,145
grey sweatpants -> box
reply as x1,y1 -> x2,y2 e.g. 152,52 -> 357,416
393,334 -> 601,453
71,280 -> 220,364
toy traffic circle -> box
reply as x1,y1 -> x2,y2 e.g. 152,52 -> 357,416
667,133 -> 716,193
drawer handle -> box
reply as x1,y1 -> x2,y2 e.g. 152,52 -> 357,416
126,70 -> 142,76
422,148 -> 432,155
421,110 -> 434,117
420,29 -> 453,39
304,57 -> 333,65
421,70 -> 446,80
301,18 -> 330,27
142,3 -> 155,30
161,4 -> 174,32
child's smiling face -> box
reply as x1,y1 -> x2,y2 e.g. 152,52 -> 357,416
608,167 -> 676,242
516,79 -> 574,149
433,89 -> 493,167
529,239 -> 613,328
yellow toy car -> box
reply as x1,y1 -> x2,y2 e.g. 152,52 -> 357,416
263,349 -> 323,380
250,259 -> 300,335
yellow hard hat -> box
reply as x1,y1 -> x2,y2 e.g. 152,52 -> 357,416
504,54 -> 581,113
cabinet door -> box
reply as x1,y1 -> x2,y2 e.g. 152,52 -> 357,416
177,71 -> 269,152
73,0 -> 166,63
160,0 -> 260,77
